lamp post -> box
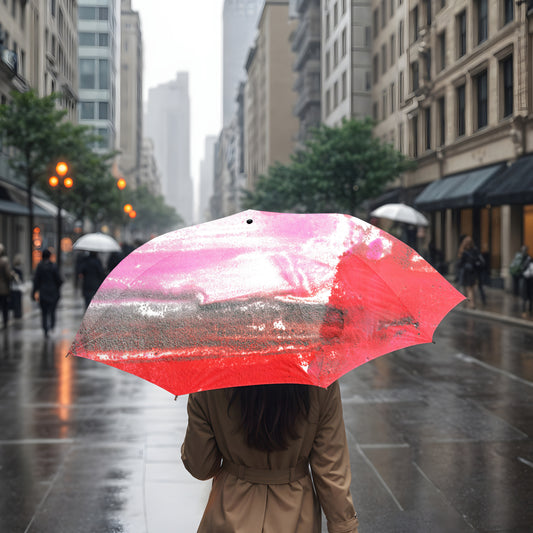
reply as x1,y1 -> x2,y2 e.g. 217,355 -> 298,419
48,161 -> 73,273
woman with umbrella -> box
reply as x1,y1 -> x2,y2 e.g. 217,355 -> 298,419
182,382 -> 359,532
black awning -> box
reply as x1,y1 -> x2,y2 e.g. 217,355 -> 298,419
0,182 -> 51,217
414,163 -> 505,211
366,187 -> 402,211
485,154 -> 533,205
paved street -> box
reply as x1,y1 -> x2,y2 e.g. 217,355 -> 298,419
1,282 -> 532,532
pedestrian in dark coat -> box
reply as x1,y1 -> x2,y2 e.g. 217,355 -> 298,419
458,236 -> 483,309
32,249 -> 63,337
79,251 -> 105,309
0,243 -> 13,329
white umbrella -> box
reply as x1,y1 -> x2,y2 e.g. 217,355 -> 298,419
73,233 -> 122,253
370,203 -> 429,226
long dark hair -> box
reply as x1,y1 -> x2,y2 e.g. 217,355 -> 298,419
229,384 -> 310,452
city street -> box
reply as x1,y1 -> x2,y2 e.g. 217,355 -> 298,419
0,283 -> 532,532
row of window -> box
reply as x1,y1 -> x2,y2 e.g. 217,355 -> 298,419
79,6 -> 110,21
79,101 -> 109,120
325,0 -> 348,40
79,58 -> 110,90
325,71 -> 348,115
79,32 -> 110,47
325,27 -> 347,76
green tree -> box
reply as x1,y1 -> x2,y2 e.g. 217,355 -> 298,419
243,118 -> 415,216
0,90 -> 69,265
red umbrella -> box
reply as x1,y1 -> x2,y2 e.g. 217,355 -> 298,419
68,210 -> 464,395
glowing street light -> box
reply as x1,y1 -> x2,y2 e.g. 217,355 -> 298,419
129,210 -> 137,219
48,161 -> 73,272
117,178 -> 127,190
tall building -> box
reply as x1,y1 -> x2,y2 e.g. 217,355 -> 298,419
78,0 -> 120,152
0,0 -> 78,270
370,0 -> 533,289
321,0 -> 372,125
145,72 -> 193,224
119,0 -> 143,187
223,0 -> 264,126
139,138 -> 161,196
244,1 -> 299,189
198,135 -> 217,222
291,0 -> 321,144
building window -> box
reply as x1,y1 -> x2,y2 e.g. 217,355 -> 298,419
326,51 -> 331,76
438,96 -> 445,146
365,26 -> 371,47
98,7 -> 109,21
438,31 -> 446,71
456,84 -> 466,137
342,0 -> 346,15
326,13 -> 330,39
399,122 -> 404,153
382,89 -> 387,119
80,59 -> 95,89
503,0 -> 514,25
99,33 -> 109,47
365,71 -> 371,91
334,81 -> 339,108
381,44 -> 387,74
475,69 -> 488,129
390,82 -> 396,112
373,54 -> 379,83
80,101 -> 94,120
476,0 -> 488,44
79,6 -> 96,19
411,61 -> 419,92
334,41 -> 339,66
399,20 -> 404,55
97,127 -> 109,149
99,59 -> 109,89
381,0 -> 386,28
399,71 -> 404,103
326,89 -> 331,115
334,2 -> 338,27
390,33 -> 396,66
456,11 -> 467,58
501,55 -> 513,118
373,9 -> 379,38
390,0 -> 395,17
99,102 -> 109,120
411,6 -> 419,42
342,71 -> 347,100
425,107 -> 431,150
50,0 -> 56,17
424,0 -> 432,26
373,101 -> 378,120
342,29 -> 347,57
79,32 -> 95,46
411,115 -> 419,157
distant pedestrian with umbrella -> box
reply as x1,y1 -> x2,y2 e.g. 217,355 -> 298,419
78,251 -> 105,309
32,249 -> 63,337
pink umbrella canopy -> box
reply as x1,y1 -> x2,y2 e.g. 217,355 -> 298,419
68,210 -> 464,396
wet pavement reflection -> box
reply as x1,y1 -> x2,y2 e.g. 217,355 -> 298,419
0,283 -> 532,532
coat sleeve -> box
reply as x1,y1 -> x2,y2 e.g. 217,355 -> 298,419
309,382 -> 359,533
181,392 -> 223,481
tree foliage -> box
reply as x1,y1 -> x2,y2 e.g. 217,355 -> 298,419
242,118 -> 415,216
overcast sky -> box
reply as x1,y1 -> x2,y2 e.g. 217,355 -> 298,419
132,0 -> 224,185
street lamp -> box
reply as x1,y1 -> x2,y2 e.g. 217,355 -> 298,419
48,161 -> 73,273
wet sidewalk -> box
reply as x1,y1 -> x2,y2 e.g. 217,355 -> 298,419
1,281 -> 532,532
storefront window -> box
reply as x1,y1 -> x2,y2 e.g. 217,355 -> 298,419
523,205 -> 533,254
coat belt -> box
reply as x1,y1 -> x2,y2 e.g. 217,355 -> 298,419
221,459 -> 309,485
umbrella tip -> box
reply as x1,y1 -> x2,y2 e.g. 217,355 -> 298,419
174,395 -> 178,401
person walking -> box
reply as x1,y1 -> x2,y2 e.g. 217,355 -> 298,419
520,254 -> 533,318
509,245 -> 531,296
182,382 -> 359,532
0,244 -> 13,329
457,236 -> 484,309
78,251 -> 105,309
10,254 -> 25,319
32,249 -> 63,337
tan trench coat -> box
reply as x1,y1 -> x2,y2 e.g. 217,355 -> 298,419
181,381 -> 358,533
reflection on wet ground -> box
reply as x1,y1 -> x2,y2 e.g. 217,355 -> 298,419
0,284 -> 532,532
